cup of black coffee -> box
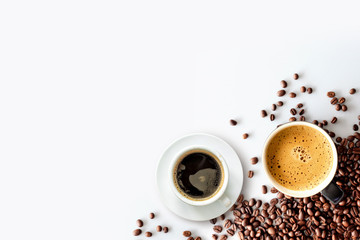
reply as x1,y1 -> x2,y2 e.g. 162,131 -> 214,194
169,146 -> 230,206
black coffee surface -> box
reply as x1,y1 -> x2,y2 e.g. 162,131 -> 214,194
175,152 -> 222,199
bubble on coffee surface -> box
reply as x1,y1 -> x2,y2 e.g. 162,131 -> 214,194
266,125 -> 333,191
174,150 -> 223,200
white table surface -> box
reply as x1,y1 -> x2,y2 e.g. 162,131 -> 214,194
1,1 -> 360,239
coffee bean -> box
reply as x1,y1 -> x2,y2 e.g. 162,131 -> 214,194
133,229 -> 142,236
300,116 -> 305,121
230,119 -> 237,126
289,117 -> 296,121
212,234 -> 218,240
331,97 -> 338,105
307,87 -> 313,94
335,104 -> 341,111
339,97 -> 346,104
300,86 -> 306,93
322,120 -> 328,126
149,212 -> 155,219
248,170 -> 254,178
277,192 -> 284,199
226,229 -> 235,236
220,214 -> 225,220
297,103 -> 303,108
350,88 -> 356,94
183,231 -> 192,237
354,124 -> 359,131
251,157 -> 258,165
210,218 -> 217,224
242,133 -> 249,139
195,237 -> 201,240
219,235 -> 227,240
271,104 -> 277,111
289,92 -> 296,98
318,122 -> 323,128
277,90 -> 286,97
261,110 -> 267,118
163,227 -> 168,233
262,185 -> 267,194
187,237 -> 194,240
342,105 -> 348,111
270,114 -> 275,121
277,101 -> 284,106
331,117 -> 337,124
329,131 -> 335,137
290,108 -> 297,115
299,109 -> 305,115
224,219 -> 232,228
270,187 -> 278,193
267,226 -> 276,235
293,73 -> 299,80
312,120 -> 318,124
145,232 -> 152,237
156,225 -> 162,232
213,225 -> 222,233
270,198 -> 278,205
280,80 -> 287,88
136,219 -> 143,227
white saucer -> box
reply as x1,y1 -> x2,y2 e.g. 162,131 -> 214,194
156,133 -> 243,221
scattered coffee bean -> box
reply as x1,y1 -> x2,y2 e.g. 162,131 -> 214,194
299,109 -> 305,115
187,237 -> 194,240
299,116 -> 305,121
149,212 -> 155,219
136,219 -> 143,227
307,87 -> 313,94
339,97 -> 346,104
331,117 -> 337,123
277,101 -> 283,106
280,80 -> 287,88
290,108 -> 297,115
156,225 -> 162,232
230,119 -> 237,126
262,185 -> 267,194
183,231 -> 192,237
210,218 -> 217,224
270,187 -> 278,193
354,124 -> 359,131
163,227 -> 168,233
277,90 -> 286,97
223,219 -> 232,229
267,226 -> 276,235
145,232 -> 152,237
327,91 -> 336,98
289,117 -> 296,122
297,103 -> 303,108
242,133 -> 249,139
329,131 -> 335,137
261,110 -> 267,118
219,235 -> 227,240
226,229 -> 235,236
335,104 -> 341,111
289,92 -> 296,98
219,214 -> 225,220
133,229 -> 142,236
271,104 -> 277,111
251,157 -> 258,165
342,105 -> 348,111
195,237 -> 201,240
322,120 -> 328,126
312,120 -> 318,125
212,234 -> 218,240
293,73 -> 299,80
300,86 -> 306,93
213,225 -> 222,233
331,97 -> 338,105
270,114 -> 275,121
248,170 -> 254,178
350,88 -> 356,94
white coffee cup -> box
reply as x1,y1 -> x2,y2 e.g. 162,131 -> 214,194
168,145 -> 231,207
263,121 -> 343,203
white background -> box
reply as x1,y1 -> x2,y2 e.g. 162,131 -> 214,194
1,1 -> 360,240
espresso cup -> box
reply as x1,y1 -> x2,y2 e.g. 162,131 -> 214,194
263,121 -> 344,204
168,145 -> 231,207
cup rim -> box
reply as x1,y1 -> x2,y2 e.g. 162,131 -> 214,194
168,145 -> 229,206
262,121 -> 338,198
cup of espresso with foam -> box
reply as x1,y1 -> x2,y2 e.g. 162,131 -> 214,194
169,146 -> 231,207
263,121 -> 344,203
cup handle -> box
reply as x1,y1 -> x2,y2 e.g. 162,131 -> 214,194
321,180 -> 344,205
218,195 -> 231,207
